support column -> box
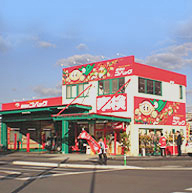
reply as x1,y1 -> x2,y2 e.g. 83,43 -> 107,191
1,122 -> 7,149
128,123 -> 139,156
62,120 -> 69,154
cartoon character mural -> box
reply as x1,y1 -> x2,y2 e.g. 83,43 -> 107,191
134,97 -> 186,126
62,57 -> 133,85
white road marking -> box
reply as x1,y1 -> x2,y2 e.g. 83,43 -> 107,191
1,168 -> 121,181
0,167 -> 84,175
185,188 -> 192,191
0,170 -> 21,174
22,166 -> 54,169
0,167 -> 46,172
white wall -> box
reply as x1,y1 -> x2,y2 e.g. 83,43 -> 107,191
62,75 -> 187,156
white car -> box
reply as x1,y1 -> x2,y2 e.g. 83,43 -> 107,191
186,139 -> 192,156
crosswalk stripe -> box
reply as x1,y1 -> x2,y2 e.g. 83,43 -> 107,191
172,192 -> 188,193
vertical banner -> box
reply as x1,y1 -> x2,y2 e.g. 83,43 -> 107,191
27,133 -> 30,152
186,123 -> 190,141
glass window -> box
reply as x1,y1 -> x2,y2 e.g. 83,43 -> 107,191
104,80 -> 110,95
66,83 -> 89,99
155,81 -> 161,95
112,79 -> 118,93
98,78 -> 125,95
71,85 -> 76,98
138,78 -> 145,93
66,85 -> 71,98
78,84 -> 84,95
179,85 -> 183,99
99,81 -> 104,95
138,77 -> 162,96
83,83 -> 89,97
119,78 -> 125,93
147,79 -> 153,94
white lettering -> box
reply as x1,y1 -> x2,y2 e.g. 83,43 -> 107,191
172,116 -> 185,126
115,68 -> 132,77
97,94 -> 126,112
20,101 -> 48,109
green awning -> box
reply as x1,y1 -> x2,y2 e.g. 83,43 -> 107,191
53,113 -> 131,123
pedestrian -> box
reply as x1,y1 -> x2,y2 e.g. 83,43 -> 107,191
98,138 -> 107,165
159,133 -> 166,157
176,131 -> 182,156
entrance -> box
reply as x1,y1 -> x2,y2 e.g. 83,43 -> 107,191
139,128 -> 162,156
94,122 -> 126,155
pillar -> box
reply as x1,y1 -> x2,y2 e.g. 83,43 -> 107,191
62,120 -> 69,154
1,122 -> 7,149
128,123 -> 139,156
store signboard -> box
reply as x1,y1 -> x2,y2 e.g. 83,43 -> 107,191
96,93 -> 127,113
2,97 -> 62,111
111,122 -> 125,130
62,56 -> 134,85
186,123 -> 190,141
134,97 -> 186,126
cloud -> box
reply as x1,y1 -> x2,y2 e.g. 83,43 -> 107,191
187,89 -> 192,113
76,43 -> 88,50
33,83 -> 61,97
0,35 -> 10,52
37,41 -> 56,48
175,20 -> 192,41
57,54 -> 105,67
143,42 -> 192,70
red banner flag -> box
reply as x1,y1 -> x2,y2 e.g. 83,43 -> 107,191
78,130 -> 100,154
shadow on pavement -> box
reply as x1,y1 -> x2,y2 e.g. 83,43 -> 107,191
89,168 -> 96,193
9,158 -> 69,193
0,150 -> 16,156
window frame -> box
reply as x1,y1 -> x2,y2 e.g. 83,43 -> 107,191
66,83 -> 89,99
98,77 -> 125,96
138,77 -> 162,96
179,85 -> 183,99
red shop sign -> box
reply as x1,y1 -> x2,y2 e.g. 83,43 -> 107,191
134,97 -> 186,126
2,97 -> 62,111
96,93 -> 127,113
62,56 -> 134,85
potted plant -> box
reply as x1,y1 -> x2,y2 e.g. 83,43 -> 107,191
120,132 -> 130,155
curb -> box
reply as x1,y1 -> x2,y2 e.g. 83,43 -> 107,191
12,161 -> 142,170
12,161 -> 192,171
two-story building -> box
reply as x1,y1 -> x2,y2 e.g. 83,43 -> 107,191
0,56 -> 187,156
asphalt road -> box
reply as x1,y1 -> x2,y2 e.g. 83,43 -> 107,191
0,164 -> 192,193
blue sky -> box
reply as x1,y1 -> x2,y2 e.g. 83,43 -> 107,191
0,0 -> 192,112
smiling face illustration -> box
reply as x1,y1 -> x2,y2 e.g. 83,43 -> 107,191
69,70 -> 82,81
139,101 -> 155,116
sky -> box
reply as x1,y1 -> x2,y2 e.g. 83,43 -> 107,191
0,0 -> 192,112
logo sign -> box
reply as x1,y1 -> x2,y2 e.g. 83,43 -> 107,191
96,93 -> 127,113
62,56 -> 134,85
17,100 -> 48,109
2,97 -> 62,111
134,97 -> 186,126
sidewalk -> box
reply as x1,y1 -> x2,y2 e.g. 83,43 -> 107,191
1,151 -> 192,169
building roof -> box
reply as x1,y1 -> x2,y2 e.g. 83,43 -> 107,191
62,56 -> 187,86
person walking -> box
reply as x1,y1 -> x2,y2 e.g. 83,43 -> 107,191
176,131 -> 182,156
98,138 -> 107,165
159,133 -> 167,156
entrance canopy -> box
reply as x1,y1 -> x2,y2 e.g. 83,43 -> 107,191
0,103 -> 92,123
52,112 -> 131,123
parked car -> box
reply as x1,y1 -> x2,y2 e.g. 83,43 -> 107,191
186,136 -> 192,156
